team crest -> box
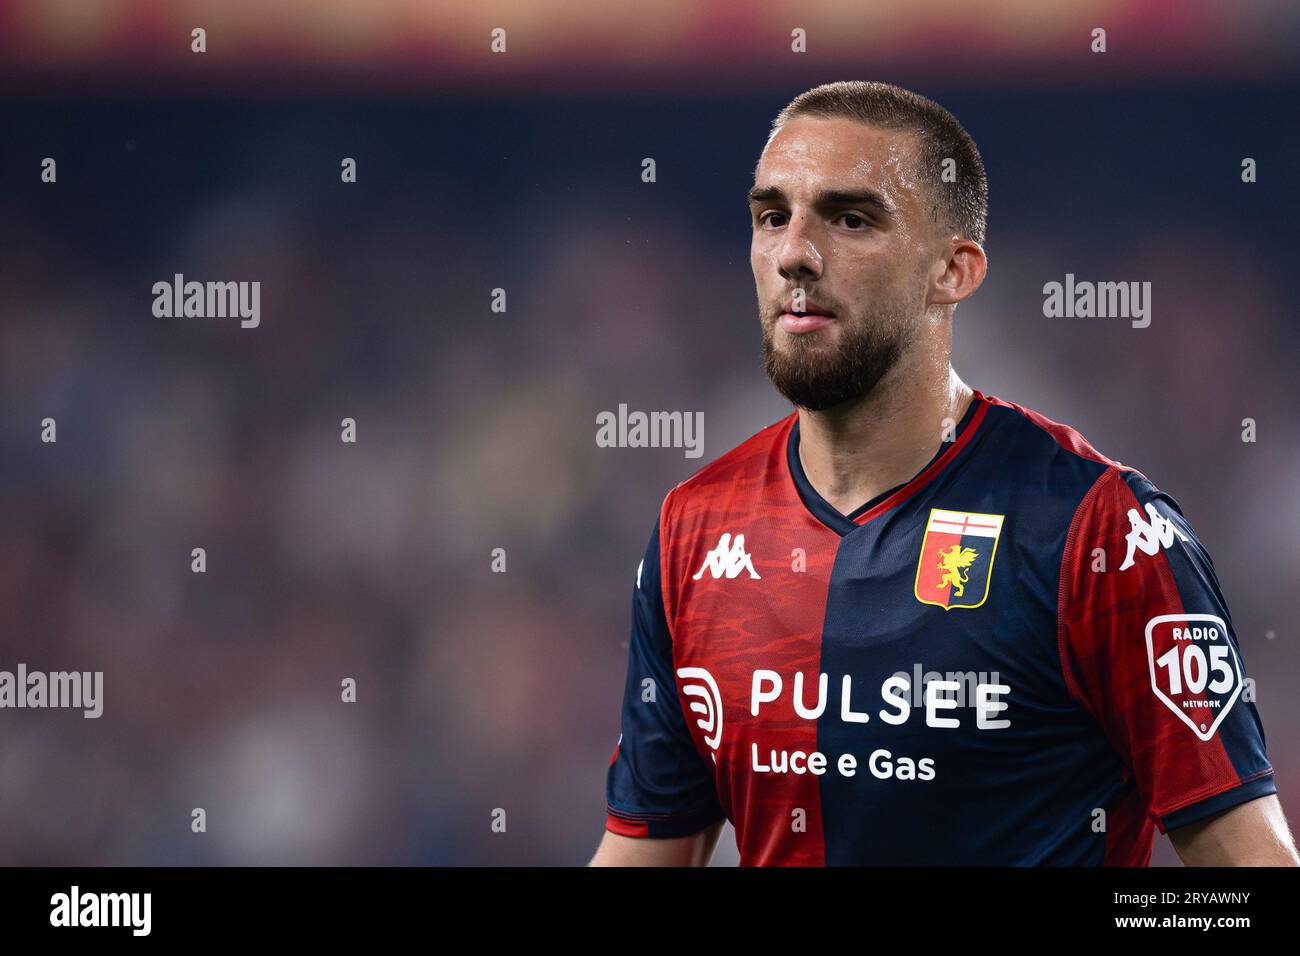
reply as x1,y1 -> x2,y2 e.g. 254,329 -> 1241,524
913,509 -> 1004,610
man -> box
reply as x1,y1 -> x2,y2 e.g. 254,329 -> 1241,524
590,81 -> 1297,866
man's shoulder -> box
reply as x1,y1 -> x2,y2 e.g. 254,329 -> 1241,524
977,389 -> 1155,494
655,391 -> 1174,525
659,411 -> 796,519
979,391 -> 1121,469
977,391 -> 1197,549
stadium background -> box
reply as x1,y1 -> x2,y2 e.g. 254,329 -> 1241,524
0,0 -> 1297,865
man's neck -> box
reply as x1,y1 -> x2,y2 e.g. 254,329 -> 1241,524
796,365 -> 974,518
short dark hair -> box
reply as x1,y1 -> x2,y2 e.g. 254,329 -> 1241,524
770,81 -> 988,246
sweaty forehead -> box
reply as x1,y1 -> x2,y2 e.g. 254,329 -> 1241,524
755,116 -> 923,206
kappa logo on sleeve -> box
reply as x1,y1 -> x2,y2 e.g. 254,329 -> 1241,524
1120,502 -> 1189,570
1145,613 -> 1243,741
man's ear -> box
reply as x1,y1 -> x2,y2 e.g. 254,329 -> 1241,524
930,239 -> 986,307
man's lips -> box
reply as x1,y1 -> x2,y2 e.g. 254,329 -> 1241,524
778,300 -> 835,334
779,312 -> 834,333
780,296 -> 833,315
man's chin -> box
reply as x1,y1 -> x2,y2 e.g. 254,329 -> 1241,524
764,359 -> 866,411
775,387 -> 867,413
762,335 -> 899,412
768,326 -> 841,361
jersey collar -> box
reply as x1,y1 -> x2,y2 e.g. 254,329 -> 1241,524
786,389 -> 990,536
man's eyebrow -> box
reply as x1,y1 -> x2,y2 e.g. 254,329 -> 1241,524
747,185 -> 895,215
747,185 -> 784,206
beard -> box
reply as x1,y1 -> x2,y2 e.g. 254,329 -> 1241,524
761,308 -> 908,412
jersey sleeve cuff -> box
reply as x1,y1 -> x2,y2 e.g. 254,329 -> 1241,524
605,803 -> 726,839
1157,770 -> 1277,834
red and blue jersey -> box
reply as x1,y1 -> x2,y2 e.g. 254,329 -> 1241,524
604,389 -> 1275,865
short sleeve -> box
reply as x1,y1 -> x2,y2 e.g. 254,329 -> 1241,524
1058,467 -> 1275,834
604,516 -> 726,838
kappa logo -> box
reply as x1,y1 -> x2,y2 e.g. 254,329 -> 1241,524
677,666 -> 723,754
692,532 -> 761,580
1120,502 -> 1189,571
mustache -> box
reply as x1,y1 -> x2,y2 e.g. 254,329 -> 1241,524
771,293 -> 838,316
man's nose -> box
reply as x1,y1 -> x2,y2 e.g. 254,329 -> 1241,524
776,211 -> 824,281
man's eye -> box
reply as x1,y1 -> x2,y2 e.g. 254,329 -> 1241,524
759,211 -> 786,228
838,213 -> 869,229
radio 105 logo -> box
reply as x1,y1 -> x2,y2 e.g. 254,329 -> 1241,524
1145,614 -> 1243,741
